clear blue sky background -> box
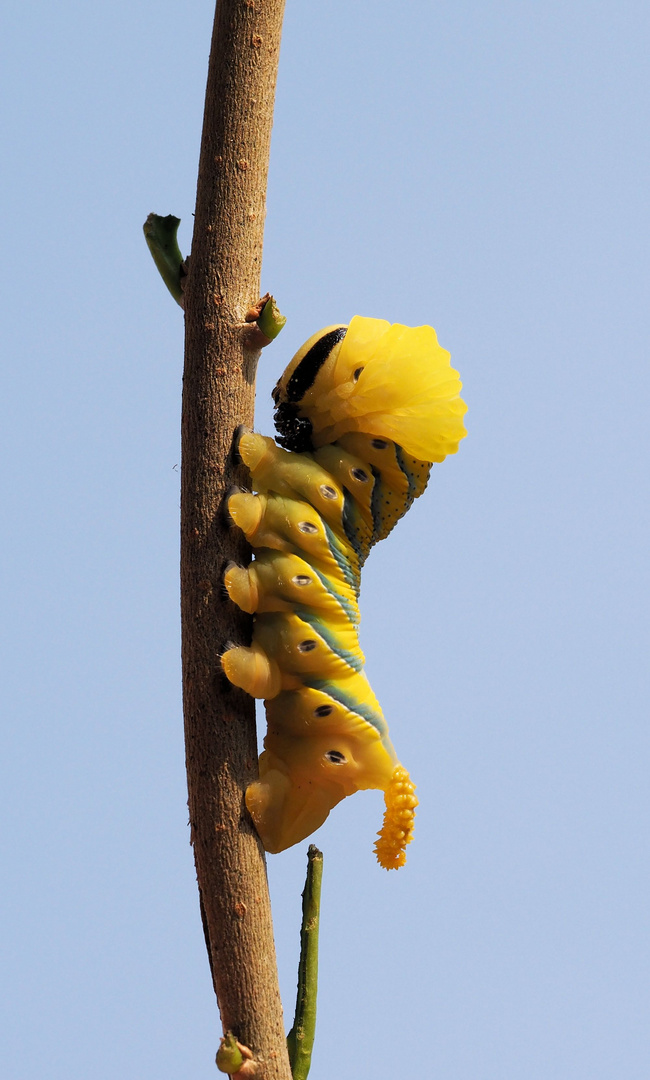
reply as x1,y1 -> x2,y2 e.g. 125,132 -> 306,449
2,2 -> 648,1077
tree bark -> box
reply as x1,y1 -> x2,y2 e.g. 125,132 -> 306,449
181,1 -> 290,1076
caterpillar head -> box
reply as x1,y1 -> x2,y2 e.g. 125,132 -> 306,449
245,729 -> 401,856
273,325 -> 348,452
273,316 -> 467,463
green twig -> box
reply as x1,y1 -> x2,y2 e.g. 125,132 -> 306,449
287,845 -> 323,1080
258,295 -> 286,340
216,1032 -> 244,1074
143,212 -> 185,306
244,293 -> 287,344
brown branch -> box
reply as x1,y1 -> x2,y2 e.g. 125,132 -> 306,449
180,1 -> 290,1077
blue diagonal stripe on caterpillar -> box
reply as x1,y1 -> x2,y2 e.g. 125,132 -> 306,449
222,316 -> 467,869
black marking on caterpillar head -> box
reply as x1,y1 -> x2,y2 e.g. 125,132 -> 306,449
285,327 -> 347,403
274,402 -> 314,452
273,326 -> 347,451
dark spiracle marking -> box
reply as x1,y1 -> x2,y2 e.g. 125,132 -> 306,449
292,574 -> 312,586
325,750 -> 346,764
350,467 -> 369,482
297,639 -> 318,653
371,438 -> 388,450
314,704 -> 333,717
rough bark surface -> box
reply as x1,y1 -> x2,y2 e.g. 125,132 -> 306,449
181,1 -> 290,1076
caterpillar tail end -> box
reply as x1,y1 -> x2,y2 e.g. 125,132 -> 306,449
374,765 -> 418,870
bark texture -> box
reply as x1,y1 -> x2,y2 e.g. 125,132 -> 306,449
181,1 -> 290,1076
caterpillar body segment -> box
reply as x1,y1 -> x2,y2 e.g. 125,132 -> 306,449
264,683 -> 385,739
315,434 -> 433,554
235,429 -> 434,573
227,487 -> 360,601
225,551 -> 360,624
238,431 -> 349,529
223,317 -> 467,868
252,610 -> 365,682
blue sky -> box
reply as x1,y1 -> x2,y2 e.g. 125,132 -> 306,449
2,2 -> 649,1077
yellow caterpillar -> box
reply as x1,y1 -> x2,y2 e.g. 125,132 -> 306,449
222,316 -> 467,868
